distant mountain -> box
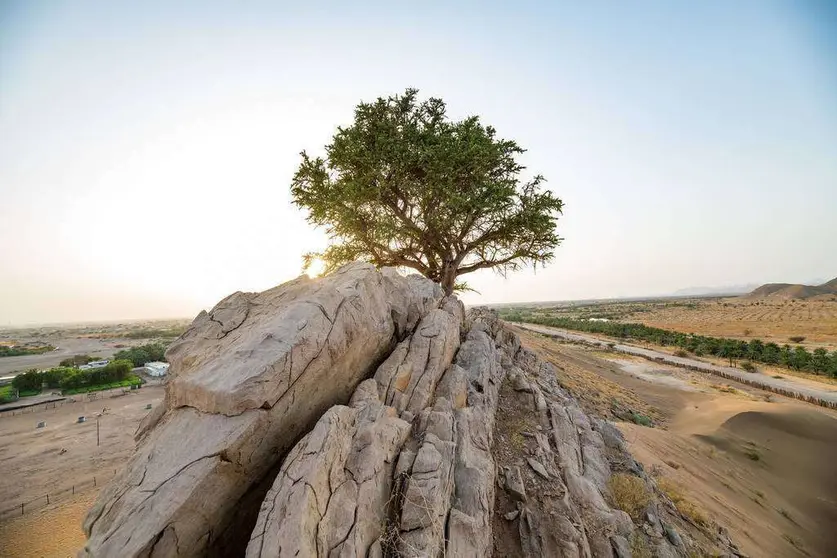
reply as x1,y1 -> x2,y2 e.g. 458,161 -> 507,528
743,277 -> 837,300
672,284 -> 759,297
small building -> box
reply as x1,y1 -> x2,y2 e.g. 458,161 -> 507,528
79,360 -> 109,371
145,361 -> 169,377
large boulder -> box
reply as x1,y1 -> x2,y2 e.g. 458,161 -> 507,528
81,263 -> 442,557
246,380 -> 411,558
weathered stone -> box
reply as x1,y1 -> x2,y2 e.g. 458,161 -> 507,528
505,466 -> 527,502
504,509 -> 520,521
81,264 -> 441,557
527,457 -> 550,479
374,308 -> 461,415
665,524 -> 684,547
246,379 -> 411,557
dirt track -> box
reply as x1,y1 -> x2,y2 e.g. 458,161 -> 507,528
517,322 -> 837,408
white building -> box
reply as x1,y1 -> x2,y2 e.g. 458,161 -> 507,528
145,361 -> 169,377
79,360 -> 109,370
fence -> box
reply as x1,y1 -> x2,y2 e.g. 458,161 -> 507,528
0,470 -> 118,523
0,388 -> 134,418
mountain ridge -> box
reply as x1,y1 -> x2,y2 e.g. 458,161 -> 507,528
744,276 -> 837,300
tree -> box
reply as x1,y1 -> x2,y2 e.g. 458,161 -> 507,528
291,89 -> 564,295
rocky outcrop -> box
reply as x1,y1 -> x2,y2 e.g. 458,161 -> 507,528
246,379 -> 410,557
83,264 -> 738,557
81,263 -> 442,557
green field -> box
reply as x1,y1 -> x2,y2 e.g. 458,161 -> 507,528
62,375 -> 143,395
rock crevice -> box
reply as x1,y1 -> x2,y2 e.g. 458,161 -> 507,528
82,265 -> 738,558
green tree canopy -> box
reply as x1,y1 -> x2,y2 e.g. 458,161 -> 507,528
291,89 -> 564,295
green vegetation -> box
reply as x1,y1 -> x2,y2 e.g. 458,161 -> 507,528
502,311 -> 837,377
740,361 -> 757,372
113,342 -> 167,367
290,89 -> 564,295
0,344 -> 55,357
629,412 -> 653,427
123,327 -> 186,339
10,360 -> 137,394
59,354 -> 96,367
0,385 -> 15,403
62,375 -> 141,395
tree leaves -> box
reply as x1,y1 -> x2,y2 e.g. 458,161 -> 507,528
291,89 -> 563,294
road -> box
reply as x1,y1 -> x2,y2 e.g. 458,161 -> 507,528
0,337 -> 120,377
515,322 -> 837,409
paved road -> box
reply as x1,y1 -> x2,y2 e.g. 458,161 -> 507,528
515,322 -> 837,409
0,337 -> 119,377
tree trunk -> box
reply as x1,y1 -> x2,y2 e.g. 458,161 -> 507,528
440,261 -> 456,296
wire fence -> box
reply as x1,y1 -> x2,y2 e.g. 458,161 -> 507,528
0,388 -> 139,418
0,470 -> 118,523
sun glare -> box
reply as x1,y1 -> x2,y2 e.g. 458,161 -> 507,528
306,257 -> 327,278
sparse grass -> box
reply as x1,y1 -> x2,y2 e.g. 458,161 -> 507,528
743,447 -> 761,461
608,473 -> 651,520
778,508 -> 799,525
664,460 -> 681,470
630,531 -> 652,558
674,349 -> 689,358
629,412 -> 653,427
658,478 -> 710,529
740,361 -> 756,372
782,533 -> 809,555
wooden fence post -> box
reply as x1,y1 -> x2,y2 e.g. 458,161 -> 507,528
46,494 -> 49,505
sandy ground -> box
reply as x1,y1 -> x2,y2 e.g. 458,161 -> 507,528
637,298 -> 837,351
0,386 -> 164,556
0,491 -> 97,558
517,328 -> 837,558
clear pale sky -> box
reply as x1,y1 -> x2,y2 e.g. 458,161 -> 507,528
1,1 -> 835,325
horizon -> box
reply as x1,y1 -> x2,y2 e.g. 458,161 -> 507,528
2,1 -> 836,324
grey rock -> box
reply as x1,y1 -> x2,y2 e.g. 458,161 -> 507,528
665,523 -> 684,547
246,379 -> 411,557
611,535 -> 631,558
504,509 -> 520,521
505,466 -> 527,502
374,308 -> 461,414
81,264 -> 441,558
527,457 -> 550,479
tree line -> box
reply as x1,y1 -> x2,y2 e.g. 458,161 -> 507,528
0,344 -> 55,358
502,312 -> 837,377
11,360 -> 135,392
113,343 -> 167,367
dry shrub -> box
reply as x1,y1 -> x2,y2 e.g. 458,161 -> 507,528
608,473 -> 650,520
630,531 -> 652,558
658,478 -> 709,529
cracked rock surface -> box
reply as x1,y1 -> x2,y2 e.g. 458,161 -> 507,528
81,263 -> 442,557
83,266 -> 739,558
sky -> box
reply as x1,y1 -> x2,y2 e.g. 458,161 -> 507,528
1,1 -> 836,325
